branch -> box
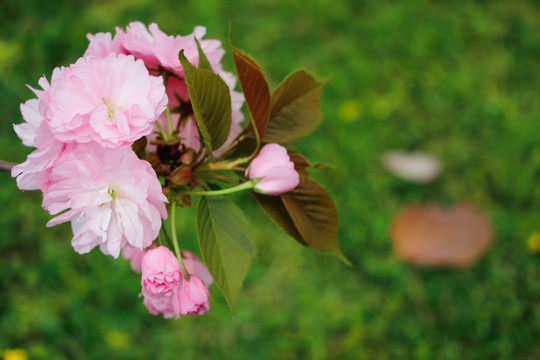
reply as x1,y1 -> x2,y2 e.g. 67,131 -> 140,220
0,160 -> 16,173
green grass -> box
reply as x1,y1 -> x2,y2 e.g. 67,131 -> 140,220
2,0 -> 540,359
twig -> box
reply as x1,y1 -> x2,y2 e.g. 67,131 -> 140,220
0,160 -> 15,173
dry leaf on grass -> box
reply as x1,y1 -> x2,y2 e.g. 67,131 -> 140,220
391,204 -> 493,267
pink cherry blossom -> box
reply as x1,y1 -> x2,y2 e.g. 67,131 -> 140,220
122,245 -> 148,273
117,22 -> 224,75
143,295 -> 179,319
42,143 -> 167,258
84,32 -> 126,58
246,143 -> 300,195
177,275 -> 210,316
84,23 -> 245,155
182,251 -> 213,287
43,53 -> 167,148
141,246 -> 183,297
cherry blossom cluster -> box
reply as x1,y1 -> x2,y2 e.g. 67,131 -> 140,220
12,50 -> 169,258
136,246 -> 212,318
12,22 -> 301,319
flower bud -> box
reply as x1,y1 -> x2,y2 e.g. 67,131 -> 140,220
246,143 -> 299,195
177,275 -> 210,316
141,246 -> 183,297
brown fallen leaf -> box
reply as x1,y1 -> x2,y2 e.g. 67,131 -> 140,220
391,204 -> 493,267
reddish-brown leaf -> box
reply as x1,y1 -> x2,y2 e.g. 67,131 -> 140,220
255,193 -> 307,246
230,41 -> 270,139
281,177 -> 339,251
287,150 -> 310,176
391,204 -> 493,267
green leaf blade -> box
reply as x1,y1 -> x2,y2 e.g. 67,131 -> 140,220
263,70 -> 327,143
179,50 -> 232,155
195,38 -> 212,71
196,196 -> 255,314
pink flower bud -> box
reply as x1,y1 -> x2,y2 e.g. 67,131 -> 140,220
182,251 -> 213,287
141,246 -> 183,297
246,143 -> 300,195
177,275 -> 210,316
143,295 -> 179,319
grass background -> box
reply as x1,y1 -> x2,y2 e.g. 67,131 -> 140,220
1,0 -> 540,358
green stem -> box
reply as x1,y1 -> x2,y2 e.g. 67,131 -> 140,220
166,106 -> 173,138
155,121 -> 168,141
160,220 -> 172,248
182,180 -> 258,196
199,159 -> 250,172
248,114 -> 262,161
215,136 -> 242,161
171,201 -> 189,280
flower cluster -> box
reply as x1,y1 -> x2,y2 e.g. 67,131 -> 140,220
12,22 -> 333,320
12,51 -> 169,258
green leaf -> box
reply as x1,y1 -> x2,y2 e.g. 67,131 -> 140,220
224,137 -> 257,161
255,193 -> 307,246
196,196 -> 256,314
179,50 -> 231,155
263,70 -> 327,143
280,177 -> 339,251
229,35 -> 271,139
195,38 -> 212,71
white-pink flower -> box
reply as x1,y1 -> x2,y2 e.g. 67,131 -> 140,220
43,53 -> 167,148
382,150 -> 442,184
11,128 -> 68,192
42,143 -> 167,258
246,143 -> 300,195
12,71 -> 69,192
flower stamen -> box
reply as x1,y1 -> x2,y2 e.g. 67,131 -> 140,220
104,99 -> 116,121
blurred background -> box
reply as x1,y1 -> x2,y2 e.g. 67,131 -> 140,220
1,0 -> 540,359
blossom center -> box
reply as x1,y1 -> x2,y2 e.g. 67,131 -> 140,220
108,187 -> 119,205
103,99 -> 117,121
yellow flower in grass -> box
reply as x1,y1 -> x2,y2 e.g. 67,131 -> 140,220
338,100 -> 362,122
3,349 -> 28,360
527,232 -> 540,254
